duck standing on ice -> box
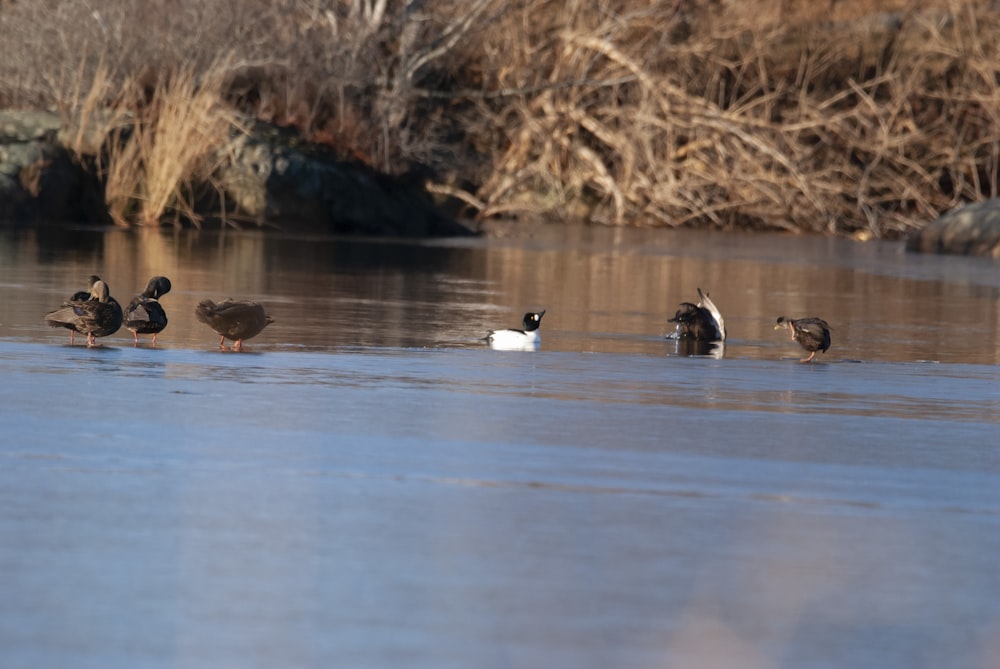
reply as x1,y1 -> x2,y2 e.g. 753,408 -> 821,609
195,298 -> 274,351
775,316 -> 832,363
124,276 -> 172,346
45,276 -> 123,347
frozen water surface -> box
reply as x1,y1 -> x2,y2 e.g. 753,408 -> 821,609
0,226 -> 998,668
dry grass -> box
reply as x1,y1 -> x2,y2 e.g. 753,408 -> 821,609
120,61 -> 243,227
455,0 -> 1000,235
3,0 -> 1000,236
59,59 -> 243,227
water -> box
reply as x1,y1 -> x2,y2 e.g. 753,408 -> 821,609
0,225 -> 998,668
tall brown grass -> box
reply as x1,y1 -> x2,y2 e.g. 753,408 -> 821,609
4,0 -> 1000,236
119,62 -> 243,227
458,0 -> 1000,236
63,60 -> 243,227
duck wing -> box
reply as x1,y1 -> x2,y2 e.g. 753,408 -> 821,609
125,296 -> 167,334
792,318 -> 831,352
696,288 -> 726,341
45,297 -> 122,337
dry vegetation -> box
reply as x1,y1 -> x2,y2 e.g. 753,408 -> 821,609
2,0 -> 1000,236
59,58 -> 244,227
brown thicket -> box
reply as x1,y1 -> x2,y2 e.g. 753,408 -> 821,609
1,0 -> 998,236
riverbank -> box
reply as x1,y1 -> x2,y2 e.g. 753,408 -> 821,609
3,1 -> 1000,247
0,108 -> 471,237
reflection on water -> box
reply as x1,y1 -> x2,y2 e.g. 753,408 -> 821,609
1,225 -> 999,669
667,337 -> 725,359
1,224 -> 998,363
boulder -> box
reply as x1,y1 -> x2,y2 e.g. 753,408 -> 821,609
0,110 -> 472,236
906,199 -> 1000,258
0,110 -> 104,224
219,121 -> 472,236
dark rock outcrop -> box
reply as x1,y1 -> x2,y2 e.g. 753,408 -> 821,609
0,110 -> 472,236
906,199 -> 1000,258
219,121 -> 472,236
0,111 -> 105,224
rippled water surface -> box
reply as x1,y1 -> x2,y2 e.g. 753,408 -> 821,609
0,225 -> 998,668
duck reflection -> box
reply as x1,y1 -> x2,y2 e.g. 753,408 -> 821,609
669,337 -> 725,359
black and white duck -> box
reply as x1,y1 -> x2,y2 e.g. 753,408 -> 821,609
484,311 -> 546,350
667,288 -> 726,342
666,288 -> 726,357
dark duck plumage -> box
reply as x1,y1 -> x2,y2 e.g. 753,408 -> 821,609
775,316 -> 831,362
125,276 -> 172,346
54,275 -> 100,345
195,298 -> 274,351
69,275 -> 102,302
668,288 -> 726,341
45,276 -> 124,347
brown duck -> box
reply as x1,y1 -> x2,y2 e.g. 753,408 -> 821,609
45,276 -> 124,347
775,316 -> 831,362
195,299 -> 274,351
49,275 -> 101,345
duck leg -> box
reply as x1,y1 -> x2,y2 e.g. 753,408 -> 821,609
233,338 -> 243,352
133,331 -> 140,346
70,331 -> 75,346
151,333 -> 158,347
87,333 -> 97,347
218,335 -> 227,350
800,351 -> 817,363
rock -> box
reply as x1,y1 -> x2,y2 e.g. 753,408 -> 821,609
0,110 -> 472,236
0,110 -> 62,142
906,199 -> 1000,257
219,121 -> 473,236
0,110 -> 104,224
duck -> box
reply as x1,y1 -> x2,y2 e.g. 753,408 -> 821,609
484,311 -> 546,350
69,275 -> 101,302
667,288 -> 726,341
195,298 -> 274,351
124,276 -> 172,346
44,276 -> 124,347
774,316 -> 831,362
50,275 -> 101,345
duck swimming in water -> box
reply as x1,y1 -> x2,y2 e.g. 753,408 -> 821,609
667,288 -> 726,341
775,316 -> 831,362
195,298 -> 274,351
485,311 -> 546,350
124,276 -> 172,346
45,276 -> 124,347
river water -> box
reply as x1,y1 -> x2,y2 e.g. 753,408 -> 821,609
0,224 -> 998,668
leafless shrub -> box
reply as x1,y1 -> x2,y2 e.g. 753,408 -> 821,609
453,0 -> 1000,236
108,60 -> 245,227
2,0 -> 999,236
51,56 -> 243,227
